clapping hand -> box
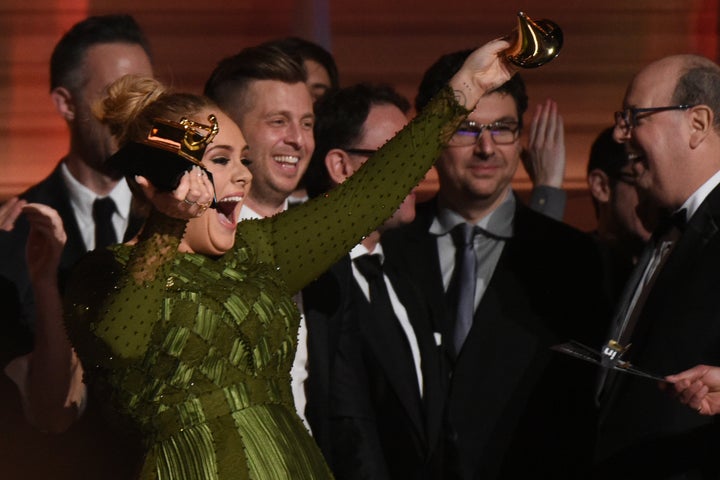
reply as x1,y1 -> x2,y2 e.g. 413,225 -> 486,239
23,203 -> 67,285
0,196 -> 27,231
524,99 -> 566,188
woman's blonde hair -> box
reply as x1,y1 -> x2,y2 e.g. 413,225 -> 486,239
94,74 -> 217,148
94,75 -> 219,211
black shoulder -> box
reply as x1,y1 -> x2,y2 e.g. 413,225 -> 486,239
64,247 -> 126,312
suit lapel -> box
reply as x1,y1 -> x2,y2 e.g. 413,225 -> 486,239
383,201 -> 449,357
630,184 -> 720,357
384,262 -> 446,448
301,257 -> 353,459
30,165 -> 87,272
352,272 -> 427,443
303,258 -> 351,408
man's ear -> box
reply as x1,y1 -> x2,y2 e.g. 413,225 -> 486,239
588,169 -> 611,204
325,149 -> 356,184
50,86 -> 75,122
688,105 -> 713,149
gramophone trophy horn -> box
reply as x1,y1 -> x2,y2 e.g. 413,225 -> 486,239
504,11 -> 563,68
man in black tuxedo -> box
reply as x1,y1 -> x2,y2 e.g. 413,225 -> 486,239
0,14 -> 152,359
594,54 -> 720,479
302,83 -> 445,478
381,50 -> 610,479
0,14 -> 153,480
585,126 -> 657,303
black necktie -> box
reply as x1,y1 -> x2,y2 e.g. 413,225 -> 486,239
354,254 -> 408,343
93,197 -> 117,249
446,223 -> 478,356
354,254 -> 420,393
600,208 -> 685,380
354,254 -> 395,313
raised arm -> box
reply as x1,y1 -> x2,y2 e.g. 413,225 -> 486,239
5,203 -> 80,432
268,39 -> 517,293
525,99 -> 567,220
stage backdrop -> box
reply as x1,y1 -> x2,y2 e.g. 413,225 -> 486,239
0,0 -> 717,231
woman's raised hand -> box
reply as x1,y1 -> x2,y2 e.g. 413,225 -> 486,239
449,38 -> 518,110
136,166 -> 215,220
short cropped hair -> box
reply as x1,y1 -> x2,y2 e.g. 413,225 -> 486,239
415,49 -> 528,129
50,14 -> 151,93
304,83 -> 410,198
672,55 -> 720,128
587,127 -> 629,179
203,44 -> 307,117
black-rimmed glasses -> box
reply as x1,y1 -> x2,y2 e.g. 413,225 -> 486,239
614,104 -> 695,130
448,120 -> 520,147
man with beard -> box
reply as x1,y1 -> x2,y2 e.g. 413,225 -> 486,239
0,14 -> 153,479
0,13 -> 152,362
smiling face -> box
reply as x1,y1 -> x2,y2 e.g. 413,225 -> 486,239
615,58 -> 693,209
181,110 -> 252,256
436,91 -> 522,213
233,80 -> 314,215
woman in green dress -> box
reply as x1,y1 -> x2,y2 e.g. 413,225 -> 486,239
46,38 -> 515,479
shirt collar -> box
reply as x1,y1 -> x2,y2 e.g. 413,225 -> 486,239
350,242 -> 384,263
239,199 -> 290,221
430,187 -> 516,238
60,162 -> 132,221
679,169 -> 720,222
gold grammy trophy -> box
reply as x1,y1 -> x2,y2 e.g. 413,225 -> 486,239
504,12 -> 564,68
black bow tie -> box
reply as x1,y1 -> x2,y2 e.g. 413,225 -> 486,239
672,208 -> 688,231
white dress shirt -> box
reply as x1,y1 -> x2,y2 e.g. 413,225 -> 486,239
60,162 -> 133,250
349,243 -> 424,396
431,188 -> 515,310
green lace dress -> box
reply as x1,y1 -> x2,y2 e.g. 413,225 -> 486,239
63,87 -> 467,479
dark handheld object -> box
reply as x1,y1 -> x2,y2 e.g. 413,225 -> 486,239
504,11 -> 563,68
108,114 -> 219,207
551,340 -> 668,383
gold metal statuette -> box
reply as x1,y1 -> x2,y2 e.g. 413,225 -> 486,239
504,11 -> 563,68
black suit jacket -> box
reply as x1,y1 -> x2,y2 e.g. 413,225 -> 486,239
0,163 -> 144,358
595,183 -> 720,479
302,254 -> 445,479
302,259 -> 349,465
382,197 -> 610,480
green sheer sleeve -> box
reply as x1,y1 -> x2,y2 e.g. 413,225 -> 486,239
244,86 -> 469,294
64,211 -> 187,363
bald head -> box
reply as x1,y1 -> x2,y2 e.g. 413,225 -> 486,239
629,55 -> 720,126
616,54 -> 720,209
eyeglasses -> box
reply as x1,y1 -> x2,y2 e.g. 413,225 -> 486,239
448,120 -> 520,147
345,148 -> 377,157
614,104 -> 695,130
